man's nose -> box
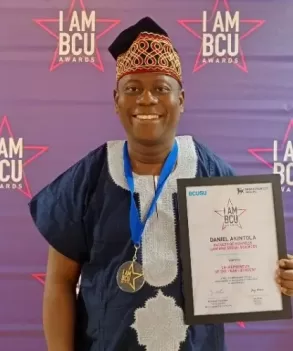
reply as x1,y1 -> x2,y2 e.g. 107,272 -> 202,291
136,90 -> 158,105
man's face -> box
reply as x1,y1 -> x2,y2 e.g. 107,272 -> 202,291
114,72 -> 184,145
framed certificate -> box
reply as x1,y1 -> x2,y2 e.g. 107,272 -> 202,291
177,174 -> 292,325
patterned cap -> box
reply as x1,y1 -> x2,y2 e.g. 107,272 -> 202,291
108,17 -> 182,84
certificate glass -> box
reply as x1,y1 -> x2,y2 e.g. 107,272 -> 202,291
177,174 -> 292,325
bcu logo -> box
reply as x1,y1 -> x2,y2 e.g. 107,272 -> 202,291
188,190 -> 207,196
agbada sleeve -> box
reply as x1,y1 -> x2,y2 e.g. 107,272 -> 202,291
28,157 -> 90,264
210,153 -> 236,177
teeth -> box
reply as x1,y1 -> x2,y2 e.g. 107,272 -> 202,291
135,115 -> 159,120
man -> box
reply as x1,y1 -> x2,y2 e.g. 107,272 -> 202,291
29,17 -> 293,351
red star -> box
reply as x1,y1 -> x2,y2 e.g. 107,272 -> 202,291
248,119 -> 293,169
0,116 -> 48,199
178,0 -> 265,72
33,0 -> 120,72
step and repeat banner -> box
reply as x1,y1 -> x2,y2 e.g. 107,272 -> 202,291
0,0 -> 292,350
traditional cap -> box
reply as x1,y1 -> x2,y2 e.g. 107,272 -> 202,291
108,17 -> 182,84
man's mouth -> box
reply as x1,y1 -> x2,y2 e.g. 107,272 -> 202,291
132,114 -> 160,120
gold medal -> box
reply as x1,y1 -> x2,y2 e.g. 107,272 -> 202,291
117,245 -> 145,293
117,260 -> 145,293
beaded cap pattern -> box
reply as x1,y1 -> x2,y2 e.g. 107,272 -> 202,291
115,32 -> 182,83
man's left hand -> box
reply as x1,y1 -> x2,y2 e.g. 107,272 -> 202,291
277,254 -> 293,297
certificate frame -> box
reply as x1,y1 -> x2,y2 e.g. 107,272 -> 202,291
177,174 -> 292,325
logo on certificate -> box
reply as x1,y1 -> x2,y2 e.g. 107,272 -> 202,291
236,186 -> 268,195
188,190 -> 207,196
215,198 -> 246,229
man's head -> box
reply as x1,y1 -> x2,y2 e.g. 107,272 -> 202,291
108,17 -> 184,146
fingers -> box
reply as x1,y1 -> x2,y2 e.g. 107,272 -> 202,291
276,267 -> 293,297
279,258 -> 293,270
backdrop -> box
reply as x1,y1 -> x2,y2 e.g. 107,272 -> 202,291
0,0 -> 292,350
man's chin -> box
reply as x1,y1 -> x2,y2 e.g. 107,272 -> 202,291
130,133 -> 165,146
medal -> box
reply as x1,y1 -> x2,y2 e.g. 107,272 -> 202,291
117,245 -> 145,293
118,140 -> 178,293
117,261 -> 145,293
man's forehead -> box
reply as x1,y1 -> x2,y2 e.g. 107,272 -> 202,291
119,73 -> 177,86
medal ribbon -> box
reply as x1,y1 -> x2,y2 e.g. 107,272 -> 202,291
123,140 -> 178,246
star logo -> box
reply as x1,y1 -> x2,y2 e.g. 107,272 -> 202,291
178,0 -> 265,72
33,0 -> 120,72
215,198 -> 246,229
248,119 -> 293,170
119,262 -> 144,292
248,119 -> 293,193
0,116 -> 48,199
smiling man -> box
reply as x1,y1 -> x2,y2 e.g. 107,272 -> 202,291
28,17 -> 293,351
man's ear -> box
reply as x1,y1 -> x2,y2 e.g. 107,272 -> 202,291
113,89 -> 119,114
179,89 -> 185,113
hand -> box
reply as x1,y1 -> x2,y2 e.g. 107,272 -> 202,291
276,254 -> 293,297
